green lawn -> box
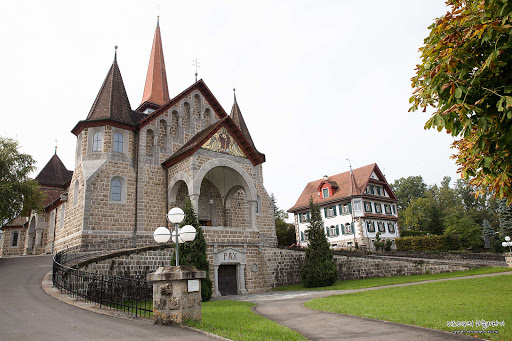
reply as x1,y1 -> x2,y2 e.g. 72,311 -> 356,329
273,267 -> 512,291
186,300 -> 307,341
305,274 -> 511,341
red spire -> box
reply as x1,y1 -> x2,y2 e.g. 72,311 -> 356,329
140,18 -> 170,108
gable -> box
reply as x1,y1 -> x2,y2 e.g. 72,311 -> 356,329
370,171 -> 379,180
200,127 -> 247,159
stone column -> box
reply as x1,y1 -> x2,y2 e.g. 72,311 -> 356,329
213,265 -> 221,297
189,193 -> 200,213
147,265 -> 206,325
238,264 -> 248,294
506,253 -> 512,268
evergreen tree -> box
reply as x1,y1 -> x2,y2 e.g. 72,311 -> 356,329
498,199 -> 512,238
300,197 -> 337,287
171,198 -> 212,301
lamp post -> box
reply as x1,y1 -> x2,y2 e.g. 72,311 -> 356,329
502,236 -> 512,253
153,207 -> 197,266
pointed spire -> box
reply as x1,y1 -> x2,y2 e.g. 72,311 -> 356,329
140,18 -> 170,108
230,89 -> 256,148
35,154 -> 73,188
86,48 -> 133,124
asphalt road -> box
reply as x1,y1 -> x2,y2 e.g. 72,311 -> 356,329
0,255 -> 216,341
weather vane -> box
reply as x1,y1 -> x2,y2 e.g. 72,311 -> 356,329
192,58 -> 200,82
55,139 -> 58,155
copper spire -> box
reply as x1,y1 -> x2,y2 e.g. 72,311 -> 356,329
140,18 -> 170,107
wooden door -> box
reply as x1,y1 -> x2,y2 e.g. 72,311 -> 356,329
218,265 -> 237,296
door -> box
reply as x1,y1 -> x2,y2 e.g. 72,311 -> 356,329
218,264 -> 237,296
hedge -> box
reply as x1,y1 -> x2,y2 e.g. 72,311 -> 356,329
395,235 -> 463,251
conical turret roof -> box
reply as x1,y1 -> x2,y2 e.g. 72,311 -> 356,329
86,50 -> 133,125
35,154 -> 73,188
230,93 -> 256,149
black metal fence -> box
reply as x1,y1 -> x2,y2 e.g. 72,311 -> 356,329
52,239 -> 154,318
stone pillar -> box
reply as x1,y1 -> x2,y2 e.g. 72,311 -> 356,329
147,265 -> 206,325
505,253 -> 512,268
213,265 -> 221,297
238,264 -> 248,294
189,193 -> 200,213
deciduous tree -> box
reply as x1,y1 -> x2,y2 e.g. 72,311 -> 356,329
0,136 -> 43,226
410,0 -> 512,202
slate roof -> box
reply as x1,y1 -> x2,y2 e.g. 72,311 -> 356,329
288,163 -> 397,212
229,94 -> 265,160
3,216 -> 28,228
41,187 -> 67,208
35,154 -> 73,188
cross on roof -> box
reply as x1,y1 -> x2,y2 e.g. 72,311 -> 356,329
192,58 -> 200,82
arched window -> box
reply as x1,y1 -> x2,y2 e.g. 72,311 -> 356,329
146,130 -> 154,155
73,180 -> 79,206
111,179 -> 122,201
113,133 -> 123,153
92,132 -> 102,152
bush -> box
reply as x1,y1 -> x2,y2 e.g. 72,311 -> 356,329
395,235 -> 466,251
400,230 -> 429,237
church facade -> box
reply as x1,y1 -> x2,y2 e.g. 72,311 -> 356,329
1,20 -> 277,295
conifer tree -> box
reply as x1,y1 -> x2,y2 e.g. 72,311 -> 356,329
171,198 -> 212,301
300,197 -> 338,287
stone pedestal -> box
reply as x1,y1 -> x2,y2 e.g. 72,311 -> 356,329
505,253 -> 512,268
147,265 -> 206,325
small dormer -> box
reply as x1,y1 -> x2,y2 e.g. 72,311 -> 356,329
317,175 -> 338,199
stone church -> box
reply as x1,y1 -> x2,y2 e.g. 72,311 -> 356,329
1,19 -> 278,294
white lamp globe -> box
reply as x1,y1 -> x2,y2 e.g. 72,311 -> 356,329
181,225 -> 197,242
172,228 -> 185,243
153,227 -> 170,243
167,207 -> 185,224
505,236 -> 511,242
503,242 -> 508,247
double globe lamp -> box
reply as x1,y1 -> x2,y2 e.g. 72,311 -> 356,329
502,236 -> 512,253
153,207 -> 197,266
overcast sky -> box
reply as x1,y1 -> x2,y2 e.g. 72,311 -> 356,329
0,0 -> 458,217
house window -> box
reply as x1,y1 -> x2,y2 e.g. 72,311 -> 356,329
364,201 -> 372,213
377,222 -> 386,232
113,133 -> 124,153
388,222 -> 396,233
342,203 -> 351,215
392,204 -> 396,215
92,132 -> 102,152
11,232 -> 19,247
111,179 -> 122,201
300,231 -> 304,241
322,188 -> 329,198
374,203 -> 382,214
366,221 -> 375,232
384,204 -> 391,215
353,199 -> 362,212
325,206 -> 336,218
330,225 -> 337,236
344,223 -> 353,235
369,184 -> 375,195
304,230 -> 309,240
376,186 -> 382,196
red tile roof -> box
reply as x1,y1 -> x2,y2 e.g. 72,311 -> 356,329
288,163 -> 397,212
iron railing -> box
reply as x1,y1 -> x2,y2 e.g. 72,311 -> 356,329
52,240 -> 154,318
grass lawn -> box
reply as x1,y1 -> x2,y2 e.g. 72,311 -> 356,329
273,267 -> 512,291
305,274 -> 511,341
186,300 -> 307,341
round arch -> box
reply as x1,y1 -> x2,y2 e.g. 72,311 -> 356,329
168,172 -> 193,203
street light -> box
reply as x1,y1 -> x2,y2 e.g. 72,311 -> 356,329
502,236 -> 512,253
153,207 -> 197,266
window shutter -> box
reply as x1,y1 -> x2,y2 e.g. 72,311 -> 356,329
299,214 -> 302,223
324,208 -> 328,217
307,212 -> 311,220
348,202 -> 352,213
351,222 -> 355,233
300,231 -> 304,241
339,204 -> 342,215
333,206 -> 337,216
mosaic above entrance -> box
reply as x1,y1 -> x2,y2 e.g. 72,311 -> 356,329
201,127 -> 247,158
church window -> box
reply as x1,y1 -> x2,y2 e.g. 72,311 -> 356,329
111,179 -> 122,201
92,132 -> 102,152
59,203 -> 65,229
73,180 -> 79,206
256,195 -> 261,214
11,232 -> 19,247
146,129 -> 154,155
76,134 -> 82,160
113,133 -> 124,153
322,188 -> 329,198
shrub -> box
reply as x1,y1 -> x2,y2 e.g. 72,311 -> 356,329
395,235 -> 466,251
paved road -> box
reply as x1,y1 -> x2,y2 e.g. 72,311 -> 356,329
0,255 -> 216,341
